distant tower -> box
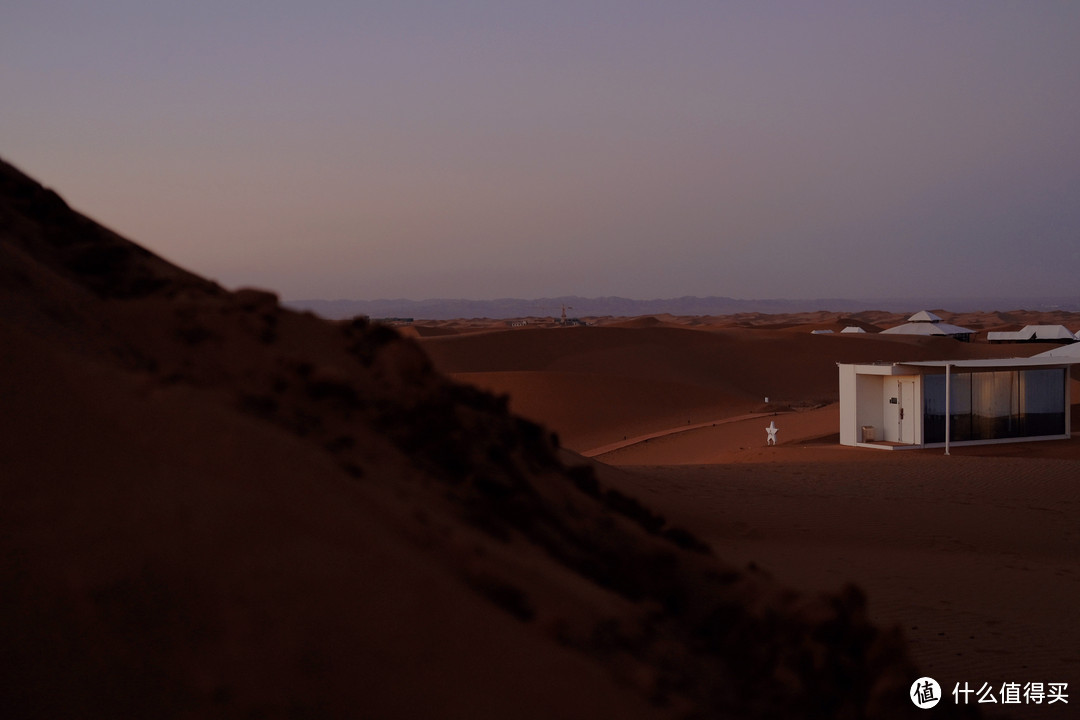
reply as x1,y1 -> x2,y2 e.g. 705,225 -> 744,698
544,304 -> 573,325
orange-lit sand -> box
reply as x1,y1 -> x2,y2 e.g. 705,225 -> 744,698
421,321 -> 1059,453
423,318 -> 1080,718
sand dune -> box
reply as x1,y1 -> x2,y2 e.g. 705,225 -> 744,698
592,405 -> 842,463
1,158 -> 973,718
594,445 -> 1080,719
423,323 -> 1055,452
451,370 -> 756,452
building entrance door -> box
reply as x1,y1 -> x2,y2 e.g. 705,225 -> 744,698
884,377 -> 918,444
898,379 -> 916,444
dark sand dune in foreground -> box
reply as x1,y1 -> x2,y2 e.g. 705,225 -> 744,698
0,158 -> 986,718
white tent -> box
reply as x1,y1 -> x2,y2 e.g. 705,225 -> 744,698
1035,342 -> 1080,358
988,325 -> 1077,343
880,311 -> 974,341
908,310 -> 942,323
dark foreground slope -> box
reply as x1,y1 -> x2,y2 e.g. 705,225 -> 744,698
0,159 -> 975,719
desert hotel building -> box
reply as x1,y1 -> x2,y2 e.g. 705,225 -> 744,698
838,357 -> 1077,450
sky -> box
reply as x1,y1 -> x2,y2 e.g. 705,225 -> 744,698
4,2 -> 1080,302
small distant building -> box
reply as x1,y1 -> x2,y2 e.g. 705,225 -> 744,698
810,329 -> 834,335
880,310 -> 974,342
840,326 -> 867,334
838,357 -> 1077,449
987,325 -> 1077,344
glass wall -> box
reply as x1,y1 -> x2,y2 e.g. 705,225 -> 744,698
971,371 -> 1018,440
923,368 -> 1065,443
1021,368 -> 1068,437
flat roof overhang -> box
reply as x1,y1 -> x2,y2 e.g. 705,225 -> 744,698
838,357 -> 1080,375
894,358 -> 1080,369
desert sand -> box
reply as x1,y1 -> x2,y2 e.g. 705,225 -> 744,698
419,319 -> 1070,453
595,445 -> 1080,720
419,316 -> 1080,718
5,155 -> 1078,718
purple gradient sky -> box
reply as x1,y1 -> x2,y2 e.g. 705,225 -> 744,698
4,2 -> 1080,301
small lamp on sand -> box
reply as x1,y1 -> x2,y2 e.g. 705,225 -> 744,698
766,421 -> 778,446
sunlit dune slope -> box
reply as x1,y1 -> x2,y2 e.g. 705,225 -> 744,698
449,370 -> 753,452
422,324 -> 1045,451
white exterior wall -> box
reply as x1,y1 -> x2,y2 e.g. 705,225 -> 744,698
914,376 -> 924,443
839,364 -> 903,446
856,374 -> 885,442
838,365 -> 857,445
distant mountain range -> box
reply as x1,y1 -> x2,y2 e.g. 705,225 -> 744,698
285,295 -> 1080,321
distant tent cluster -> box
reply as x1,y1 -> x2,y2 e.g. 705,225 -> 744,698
813,311 -> 1080,343
810,311 -> 978,339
